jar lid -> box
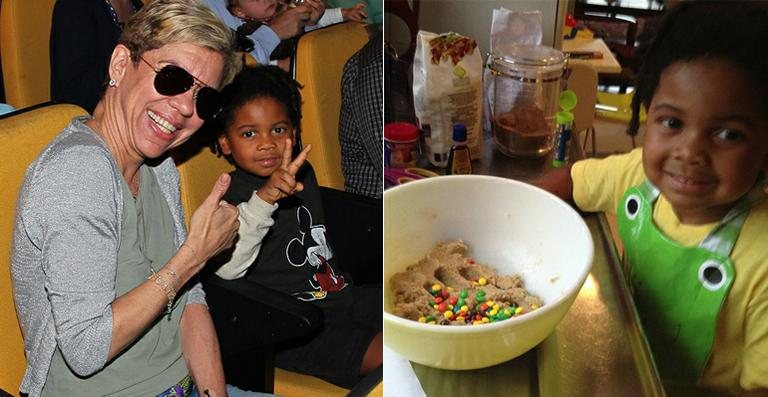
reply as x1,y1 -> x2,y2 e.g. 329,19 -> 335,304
385,122 -> 419,143
490,44 -> 565,67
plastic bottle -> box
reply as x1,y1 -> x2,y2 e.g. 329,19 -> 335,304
552,90 -> 577,168
447,124 -> 473,175
425,124 -> 449,168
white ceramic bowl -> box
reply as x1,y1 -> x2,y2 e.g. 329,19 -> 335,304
384,175 -> 593,370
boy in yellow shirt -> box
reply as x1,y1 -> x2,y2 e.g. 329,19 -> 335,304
540,2 -> 768,395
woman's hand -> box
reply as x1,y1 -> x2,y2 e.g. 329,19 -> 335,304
341,3 -> 368,22
186,174 -> 240,269
257,140 -> 311,205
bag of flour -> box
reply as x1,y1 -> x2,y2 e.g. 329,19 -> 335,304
413,30 -> 483,166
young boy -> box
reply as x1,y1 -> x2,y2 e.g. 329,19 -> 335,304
539,2 -> 768,395
205,65 -> 381,388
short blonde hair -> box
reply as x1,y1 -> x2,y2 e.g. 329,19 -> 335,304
119,0 -> 242,87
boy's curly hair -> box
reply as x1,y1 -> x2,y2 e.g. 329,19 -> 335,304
628,1 -> 768,136
204,65 -> 303,157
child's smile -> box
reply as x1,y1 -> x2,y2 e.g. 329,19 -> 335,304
218,97 -> 296,177
642,58 -> 768,224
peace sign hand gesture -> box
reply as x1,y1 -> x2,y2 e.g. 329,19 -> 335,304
256,140 -> 312,205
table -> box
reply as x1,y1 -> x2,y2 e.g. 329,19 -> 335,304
391,134 -> 665,396
562,37 -> 622,74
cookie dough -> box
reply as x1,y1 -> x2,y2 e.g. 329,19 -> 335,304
389,240 -> 543,325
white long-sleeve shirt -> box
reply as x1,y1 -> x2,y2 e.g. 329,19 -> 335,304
214,191 -> 278,279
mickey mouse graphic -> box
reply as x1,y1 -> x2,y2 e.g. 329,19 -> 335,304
287,206 -> 347,301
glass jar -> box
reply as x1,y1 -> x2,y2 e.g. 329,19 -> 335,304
488,44 -> 565,157
384,122 -> 420,168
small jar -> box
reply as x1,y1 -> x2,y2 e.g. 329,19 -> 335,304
385,122 -> 419,168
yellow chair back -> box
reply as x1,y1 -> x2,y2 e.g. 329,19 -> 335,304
294,22 -> 368,189
0,0 -> 56,109
0,103 -> 88,395
595,91 -> 646,124
172,139 -> 359,396
172,138 -> 236,229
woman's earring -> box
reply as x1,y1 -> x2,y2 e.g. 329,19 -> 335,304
108,79 -> 117,87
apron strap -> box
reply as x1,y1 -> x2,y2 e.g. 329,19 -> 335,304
638,179 -> 660,201
700,179 -> 766,257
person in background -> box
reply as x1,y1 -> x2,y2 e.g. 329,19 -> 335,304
538,2 -> 768,395
50,0 -> 143,113
327,0 -> 380,24
12,1 -> 269,396
202,0 -> 366,67
228,0 -> 367,27
206,65 -> 382,389
339,24 -> 382,199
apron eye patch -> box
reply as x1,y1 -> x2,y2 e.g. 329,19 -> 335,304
698,260 -> 726,291
625,194 -> 641,220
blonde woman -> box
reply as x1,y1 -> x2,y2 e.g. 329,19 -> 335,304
11,1 -> 267,396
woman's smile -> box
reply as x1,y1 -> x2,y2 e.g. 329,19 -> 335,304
147,110 -> 179,140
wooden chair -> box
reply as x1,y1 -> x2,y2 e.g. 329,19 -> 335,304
0,0 -> 56,108
294,21 -> 369,190
0,103 -> 88,396
565,62 -> 598,157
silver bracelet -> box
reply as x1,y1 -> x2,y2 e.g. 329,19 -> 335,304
147,269 -> 177,318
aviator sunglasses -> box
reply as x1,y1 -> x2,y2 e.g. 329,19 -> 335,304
138,56 -> 222,120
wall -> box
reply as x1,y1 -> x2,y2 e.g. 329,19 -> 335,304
416,0 -> 567,54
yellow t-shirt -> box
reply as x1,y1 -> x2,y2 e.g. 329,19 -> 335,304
571,148 -> 768,394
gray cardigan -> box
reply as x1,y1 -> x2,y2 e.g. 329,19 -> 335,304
11,117 -> 205,397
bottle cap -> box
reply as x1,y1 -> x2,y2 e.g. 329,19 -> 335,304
556,111 -> 574,125
452,124 -> 467,142
559,90 -> 577,112
384,122 -> 419,143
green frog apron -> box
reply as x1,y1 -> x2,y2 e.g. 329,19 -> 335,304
617,180 -> 765,384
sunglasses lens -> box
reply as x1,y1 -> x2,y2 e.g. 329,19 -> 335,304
195,87 -> 223,120
154,65 -> 194,96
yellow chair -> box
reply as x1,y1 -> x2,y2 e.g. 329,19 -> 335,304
172,138 -> 381,397
173,140 -> 348,397
173,136 -> 236,229
595,90 -> 646,124
595,90 -> 646,150
0,103 -> 88,395
0,0 -> 56,109
294,21 -> 369,189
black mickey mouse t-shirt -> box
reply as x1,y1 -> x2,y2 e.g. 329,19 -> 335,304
221,163 -> 349,302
